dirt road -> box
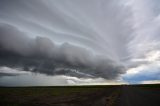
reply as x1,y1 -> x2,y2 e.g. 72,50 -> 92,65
116,86 -> 160,106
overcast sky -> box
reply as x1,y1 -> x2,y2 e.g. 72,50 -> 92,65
0,0 -> 160,86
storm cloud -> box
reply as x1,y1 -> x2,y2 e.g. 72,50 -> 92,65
0,0 -> 160,84
0,23 -> 124,79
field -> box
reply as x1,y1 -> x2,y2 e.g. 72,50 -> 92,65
0,84 -> 160,106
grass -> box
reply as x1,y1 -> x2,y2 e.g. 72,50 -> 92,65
0,85 -> 115,96
0,85 -> 116,106
0,84 -> 159,106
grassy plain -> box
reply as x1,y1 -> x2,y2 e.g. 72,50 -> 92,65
0,84 -> 159,106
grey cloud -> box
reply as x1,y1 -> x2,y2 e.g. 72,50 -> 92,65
0,23 -> 125,79
0,73 -> 18,77
0,0 -> 132,60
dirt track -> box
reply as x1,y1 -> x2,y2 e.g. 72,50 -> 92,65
116,86 -> 160,106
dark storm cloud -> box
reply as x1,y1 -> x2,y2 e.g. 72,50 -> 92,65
0,23 -> 125,79
0,73 -> 18,77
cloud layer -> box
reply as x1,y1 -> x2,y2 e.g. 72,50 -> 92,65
0,0 -> 160,83
0,23 -> 124,79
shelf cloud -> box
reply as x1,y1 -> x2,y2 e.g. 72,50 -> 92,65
0,23 -> 124,79
0,0 -> 160,84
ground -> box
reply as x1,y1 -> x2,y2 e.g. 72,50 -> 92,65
0,84 -> 160,106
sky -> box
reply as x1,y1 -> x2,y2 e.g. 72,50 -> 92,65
0,0 -> 160,86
